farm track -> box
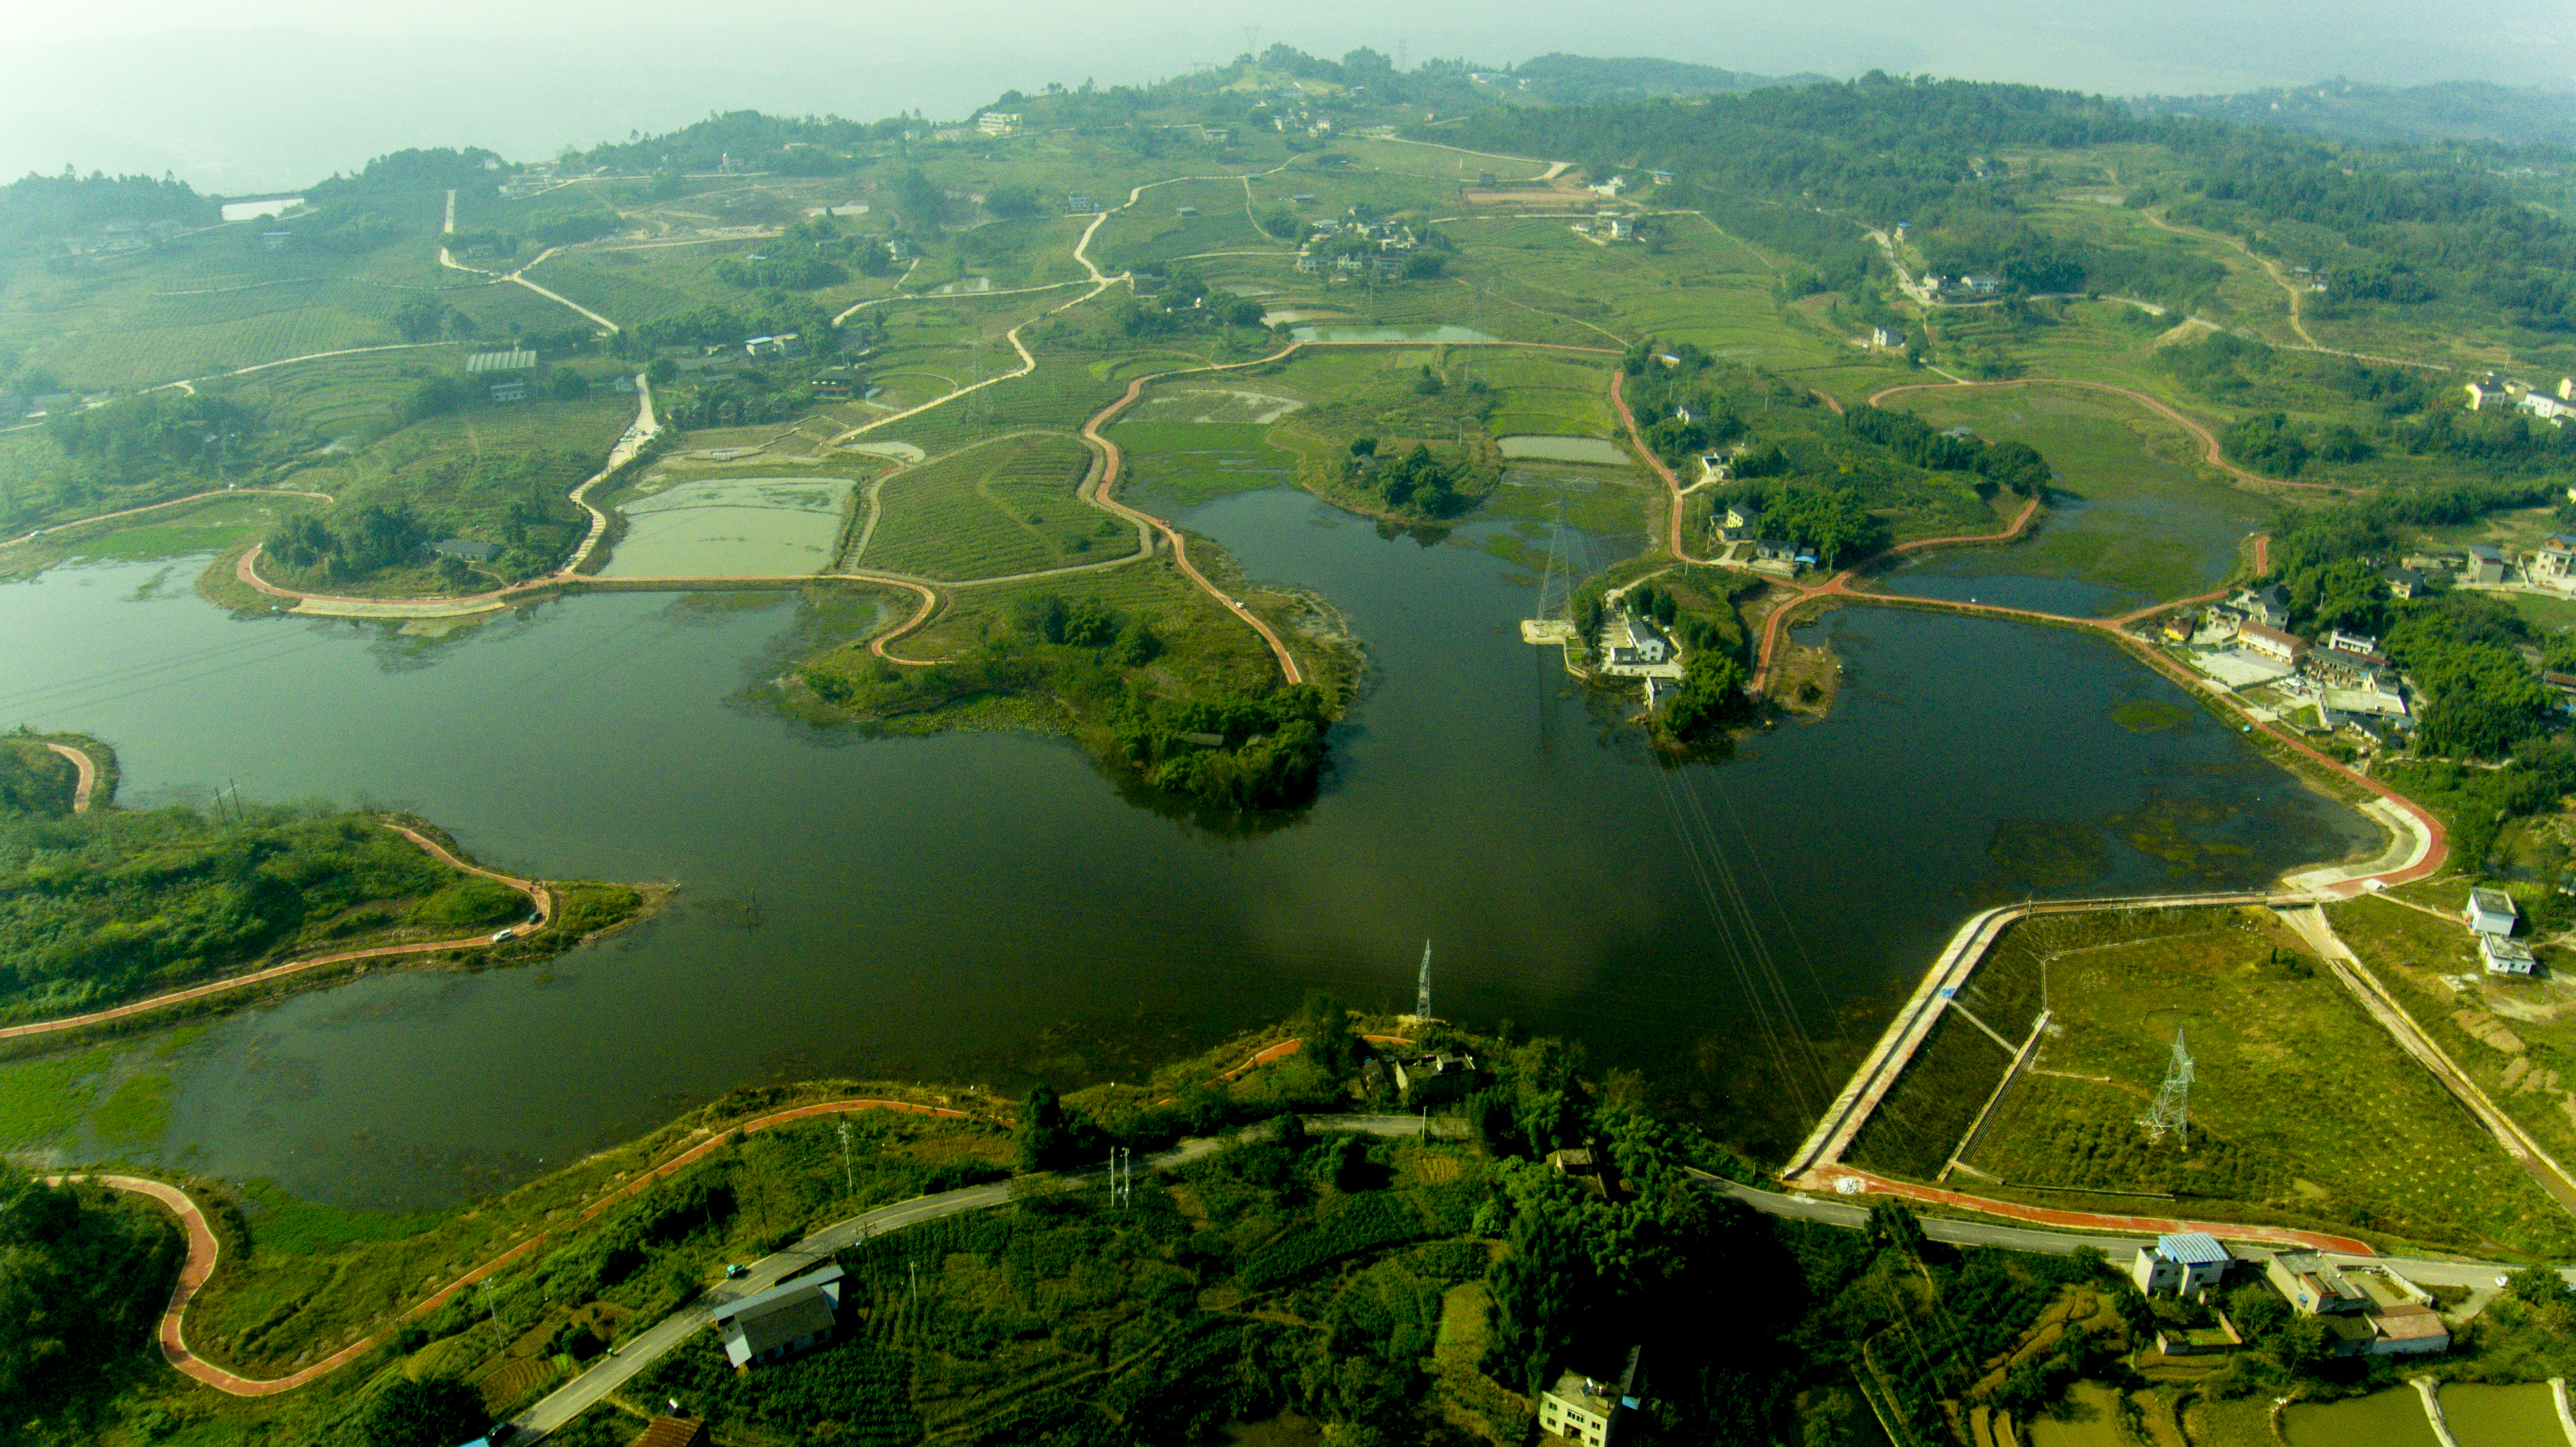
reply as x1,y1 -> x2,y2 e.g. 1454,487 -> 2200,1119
0,822 -> 554,1044
4,486 -> 332,551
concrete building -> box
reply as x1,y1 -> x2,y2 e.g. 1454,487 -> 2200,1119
2131,1233 -> 2232,1297
712,1265 -> 844,1368
2522,391 -> 2572,423
1869,325 -> 1903,350
744,334 -> 803,359
975,111 -> 1020,135
2266,1250 -> 2367,1315
2228,584 -> 2291,629
2479,933 -> 2536,976
1538,1348 -> 1640,1447
2533,534 -> 2576,585
2235,622 -> 2308,665
1391,1052 -> 1476,1104
1606,612 -> 1672,667
2382,567 -> 2424,600
488,378 -> 527,404
2465,887 -> 2519,937
2464,544 -> 2508,584
1716,502 -> 1762,543
2466,381 -> 2514,411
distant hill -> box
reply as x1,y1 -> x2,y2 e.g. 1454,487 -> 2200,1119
2129,81 -> 2576,148
1508,54 -> 1828,108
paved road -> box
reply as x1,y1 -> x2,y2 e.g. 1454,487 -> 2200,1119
512,1111 -> 1460,1440
1704,1173 -> 2576,1292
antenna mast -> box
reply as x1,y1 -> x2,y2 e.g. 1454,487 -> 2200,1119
2139,1030 -> 2194,1150
1414,940 -> 1433,1020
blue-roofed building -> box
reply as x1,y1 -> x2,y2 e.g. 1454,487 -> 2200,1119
2132,1232 -> 2231,1297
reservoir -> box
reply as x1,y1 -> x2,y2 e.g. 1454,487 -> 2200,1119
0,485 -> 2378,1209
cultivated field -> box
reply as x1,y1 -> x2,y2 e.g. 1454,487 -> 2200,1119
1848,905 -> 2576,1257
851,432 -> 1122,580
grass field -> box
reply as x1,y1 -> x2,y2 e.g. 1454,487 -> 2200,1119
1876,384 -> 2270,611
852,432 -> 1121,580
1849,905 -> 2576,1257
1107,419 -> 1302,507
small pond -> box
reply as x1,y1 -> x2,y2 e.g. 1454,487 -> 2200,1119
600,476 -> 853,579
1288,325 -> 1499,344
1498,436 -> 1629,465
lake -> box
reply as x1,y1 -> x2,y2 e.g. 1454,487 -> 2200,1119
0,485 -> 2378,1209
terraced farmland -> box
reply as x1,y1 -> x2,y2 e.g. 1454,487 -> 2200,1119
852,432 -> 1131,580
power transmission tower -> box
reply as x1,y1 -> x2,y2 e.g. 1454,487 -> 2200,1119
1532,497 -> 1568,622
837,1119 -> 855,1199
1414,940 -> 1433,1020
2138,1030 -> 2194,1150
1241,26 -> 1262,62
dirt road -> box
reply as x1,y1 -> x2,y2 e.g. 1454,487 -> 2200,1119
42,742 -> 97,813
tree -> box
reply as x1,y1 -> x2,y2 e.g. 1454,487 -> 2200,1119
1016,1084 -> 1070,1171
646,356 -> 679,385
355,1375 -> 489,1447
1300,991 -> 1356,1080
392,295 -> 449,342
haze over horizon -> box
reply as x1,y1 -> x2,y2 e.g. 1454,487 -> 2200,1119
4,0 -> 2571,193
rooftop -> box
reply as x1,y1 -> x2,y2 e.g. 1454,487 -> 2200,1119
2471,887 -> 2517,917
2157,1231 -> 2229,1266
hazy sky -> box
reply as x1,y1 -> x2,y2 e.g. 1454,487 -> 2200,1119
5,0 -> 2570,192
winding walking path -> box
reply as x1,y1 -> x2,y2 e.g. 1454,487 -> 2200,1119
0,822 -> 553,1043
42,741 -> 97,813
49,1096 -> 984,1397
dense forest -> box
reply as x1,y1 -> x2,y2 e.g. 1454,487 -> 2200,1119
0,1173 -> 183,1426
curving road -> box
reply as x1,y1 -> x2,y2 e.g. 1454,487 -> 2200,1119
0,822 -> 552,1043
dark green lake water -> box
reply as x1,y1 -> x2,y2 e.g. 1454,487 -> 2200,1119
0,488 -> 2378,1208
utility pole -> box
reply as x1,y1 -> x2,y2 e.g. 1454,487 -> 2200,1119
837,1119 -> 854,1199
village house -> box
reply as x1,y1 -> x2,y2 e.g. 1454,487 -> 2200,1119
2480,933 -> 2536,976
713,1265 -> 844,1369
2226,584 -> 2291,629
1715,501 -> 1762,543
2465,887 -> 2519,937
2531,534 -> 2576,586
974,111 -> 1020,135
2521,391 -> 2571,423
2131,1233 -> 2231,1299
1538,1348 -> 1642,1447
1605,611 -> 1673,667
2382,567 -> 2424,600
1293,254 -> 1322,274
2266,1251 -> 2368,1316
2462,543 -> 2508,584
2466,379 -> 2514,411
1869,325 -> 1903,350
745,334 -> 803,359
2235,622 -> 2307,665
1391,1052 -> 1477,1105
2400,551 -> 2460,575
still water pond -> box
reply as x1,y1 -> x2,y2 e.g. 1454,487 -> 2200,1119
599,476 -> 852,579
0,487 -> 2376,1208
